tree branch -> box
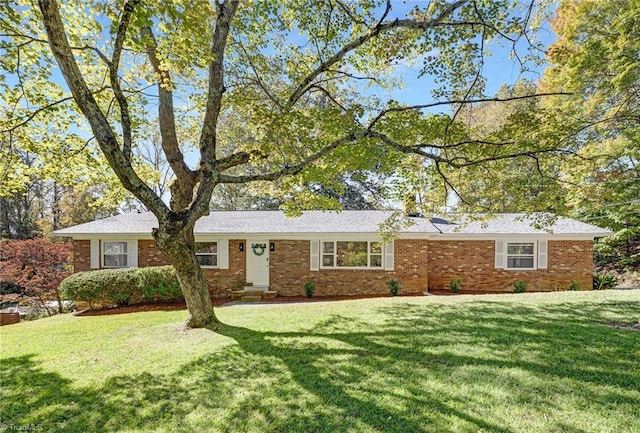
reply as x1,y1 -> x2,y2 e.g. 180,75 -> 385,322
308,84 -> 351,113
198,0 -> 240,165
141,26 -> 197,206
219,131 -> 364,184
368,130 -> 571,169
0,31 -> 111,64
186,0 -> 240,228
285,0 -> 469,108
433,159 -> 477,209
237,40 -> 283,109
333,0 -> 368,27
110,0 -> 138,162
1,95 -> 73,133
37,0 -> 168,217
216,150 -> 265,172
444,5 -> 487,141
366,92 -> 572,130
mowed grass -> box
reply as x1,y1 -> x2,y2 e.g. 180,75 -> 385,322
1,291 -> 639,433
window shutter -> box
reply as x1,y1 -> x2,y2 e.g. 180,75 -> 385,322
537,240 -> 548,269
90,239 -> 100,269
127,239 -> 138,268
310,240 -> 319,271
495,241 -> 505,269
218,239 -> 229,269
384,241 -> 394,270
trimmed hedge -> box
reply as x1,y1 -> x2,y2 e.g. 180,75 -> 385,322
60,266 -> 183,309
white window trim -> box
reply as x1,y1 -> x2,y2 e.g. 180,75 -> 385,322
195,241 -> 219,269
102,240 -> 129,269
320,240 -> 384,270
504,241 -> 537,270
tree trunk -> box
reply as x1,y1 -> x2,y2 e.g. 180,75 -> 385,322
57,292 -> 64,314
38,293 -> 53,317
154,224 -> 220,329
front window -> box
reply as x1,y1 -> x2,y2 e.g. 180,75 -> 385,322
370,242 -> 383,267
195,242 -> 218,267
322,241 -> 383,269
103,241 -> 128,268
506,243 -> 535,269
322,241 -> 335,267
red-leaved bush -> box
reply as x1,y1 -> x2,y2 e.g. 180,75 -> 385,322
0,239 -> 73,315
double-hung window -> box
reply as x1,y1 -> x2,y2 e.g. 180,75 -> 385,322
103,241 -> 128,268
321,241 -> 383,269
506,242 -> 535,269
195,242 -> 218,267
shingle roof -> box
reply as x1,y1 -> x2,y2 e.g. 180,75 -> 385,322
53,210 -> 612,237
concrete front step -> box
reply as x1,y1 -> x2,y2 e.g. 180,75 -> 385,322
231,290 -> 278,301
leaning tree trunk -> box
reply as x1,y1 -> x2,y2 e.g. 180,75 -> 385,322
154,224 -> 220,329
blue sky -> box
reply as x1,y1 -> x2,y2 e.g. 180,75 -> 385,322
368,1 -> 556,107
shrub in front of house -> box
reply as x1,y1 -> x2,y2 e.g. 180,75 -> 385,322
449,277 -> 462,293
593,273 -> 618,290
60,266 -> 183,309
387,279 -> 400,296
513,281 -> 528,293
303,281 -> 315,298
135,266 -> 183,300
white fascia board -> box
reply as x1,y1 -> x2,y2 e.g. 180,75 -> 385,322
70,234 -> 155,241
395,233 -> 432,240
67,231 -> 609,242
194,234 -> 229,242
424,233 -> 605,241
195,233 -> 390,241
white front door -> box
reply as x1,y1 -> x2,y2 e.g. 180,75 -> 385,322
246,240 -> 270,287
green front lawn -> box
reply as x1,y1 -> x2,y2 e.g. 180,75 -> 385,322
1,291 -> 639,432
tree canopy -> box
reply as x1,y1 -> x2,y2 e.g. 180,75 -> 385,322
541,0 -> 640,269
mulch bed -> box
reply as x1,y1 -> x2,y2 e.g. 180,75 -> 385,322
73,293 -> 428,316
75,302 -> 187,316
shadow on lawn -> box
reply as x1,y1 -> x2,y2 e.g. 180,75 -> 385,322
2,299 -> 639,432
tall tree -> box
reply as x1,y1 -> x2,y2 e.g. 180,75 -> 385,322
3,0 -> 561,328
0,151 -> 43,239
434,81 -> 567,213
542,0 -> 640,268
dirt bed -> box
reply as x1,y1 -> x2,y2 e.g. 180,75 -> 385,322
74,293 -> 427,316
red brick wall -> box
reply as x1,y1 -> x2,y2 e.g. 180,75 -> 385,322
202,240 -> 246,297
138,240 -> 169,267
73,238 -> 594,297
138,239 -> 245,297
73,240 -> 91,272
269,239 -> 429,296
427,240 -> 593,293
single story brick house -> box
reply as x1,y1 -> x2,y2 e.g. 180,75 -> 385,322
54,211 -> 611,296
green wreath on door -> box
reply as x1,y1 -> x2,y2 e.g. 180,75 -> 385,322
251,243 -> 267,256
